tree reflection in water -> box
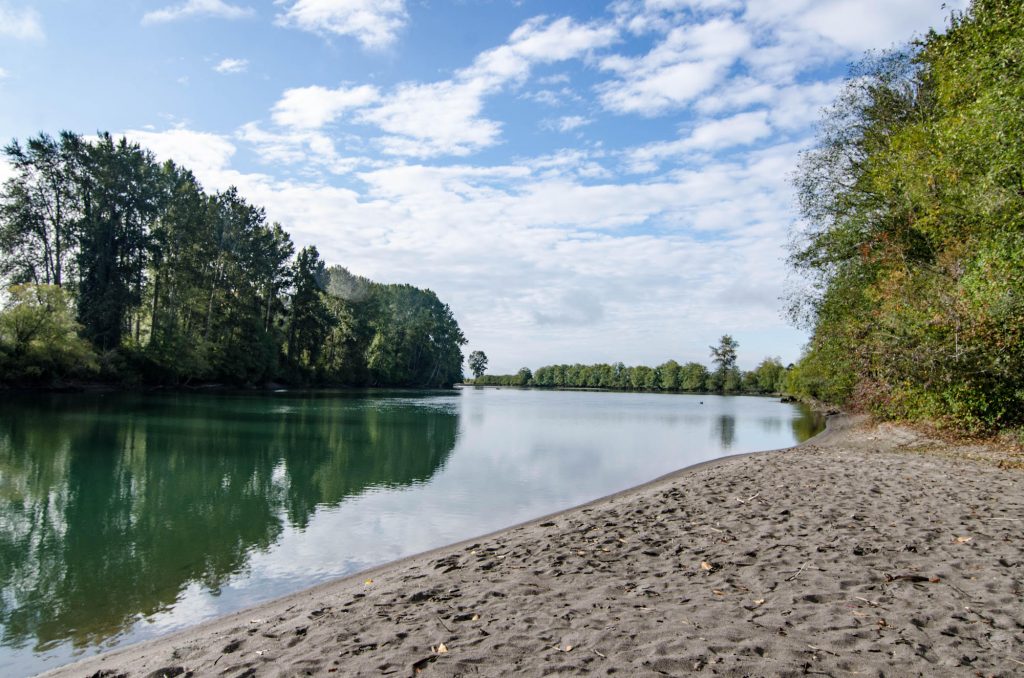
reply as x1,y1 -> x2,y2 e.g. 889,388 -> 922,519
0,392 -> 457,651
714,414 -> 736,450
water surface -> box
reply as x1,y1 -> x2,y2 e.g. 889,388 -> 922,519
0,387 -> 821,676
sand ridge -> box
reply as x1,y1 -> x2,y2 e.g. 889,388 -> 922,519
46,415 -> 1024,677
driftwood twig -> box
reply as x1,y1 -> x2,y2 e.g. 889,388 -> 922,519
785,562 -> 810,581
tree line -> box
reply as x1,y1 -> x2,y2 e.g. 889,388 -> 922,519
786,0 -> 1023,432
0,132 -> 466,387
469,336 -> 791,395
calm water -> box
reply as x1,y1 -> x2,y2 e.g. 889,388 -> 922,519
0,388 -> 821,676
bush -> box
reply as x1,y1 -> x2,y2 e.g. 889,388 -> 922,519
0,284 -> 98,383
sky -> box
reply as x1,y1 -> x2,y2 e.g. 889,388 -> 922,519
0,0 -> 963,372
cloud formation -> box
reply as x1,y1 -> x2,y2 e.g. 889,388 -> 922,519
213,58 -> 249,74
0,4 -> 44,40
599,19 -> 750,115
547,116 -> 593,133
264,16 -> 617,158
271,84 -> 380,129
276,0 -> 408,49
143,0 -> 253,25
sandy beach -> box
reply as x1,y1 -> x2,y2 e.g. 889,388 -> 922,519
46,415 -> 1024,677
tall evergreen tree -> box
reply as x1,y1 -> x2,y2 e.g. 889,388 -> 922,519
288,245 -> 332,370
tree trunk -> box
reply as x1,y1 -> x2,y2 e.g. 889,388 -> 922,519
149,269 -> 161,346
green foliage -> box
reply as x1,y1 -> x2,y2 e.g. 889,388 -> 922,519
679,362 -> 709,391
0,133 -> 80,287
287,246 -> 333,370
750,357 -> 787,394
790,0 -> 1024,432
0,284 -> 97,381
76,133 -> 162,350
710,335 -> 738,373
364,283 -> 466,387
657,359 -> 680,390
467,350 -> 488,380
707,336 -> 742,393
789,0 -> 1024,432
479,349 -> 787,396
0,134 -> 467,389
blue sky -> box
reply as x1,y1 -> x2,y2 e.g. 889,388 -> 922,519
0,0 -> 963,372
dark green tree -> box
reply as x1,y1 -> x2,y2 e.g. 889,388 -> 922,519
287,245 -> 332,371
468,350 -> 488,380
75,134 -> 163,351
0,131 -> 467,389
709,335 -> 740,392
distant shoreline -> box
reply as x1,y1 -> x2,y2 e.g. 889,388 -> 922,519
43,414 -> 1024,677
459,382 -> 794,398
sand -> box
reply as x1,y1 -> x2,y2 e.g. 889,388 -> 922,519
45,415 -> 1024,678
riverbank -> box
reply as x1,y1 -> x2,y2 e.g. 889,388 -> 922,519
46,415 -> 1024,677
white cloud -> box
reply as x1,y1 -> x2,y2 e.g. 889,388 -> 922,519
645,0 -> 741,10
545,115 -> 593,133
688,110 -> 772,148
142,0 -> 253,25
0,4 -> 44,40
767,79 -> 845,130
121,128 -> 237,180
271,84 -> 380,129
694,76 -> 775,114
741,0 -> 968,63
504,16 -> 619,65
214,58 -> 249,74
368,17 -> 615,155
276,0 -> 408,50
792,0 -> 963,52
0,67 -> 8,80
359,79 -> 504,157
521,149 -> 611,181
537,73 -> 570,85
599,19 -> 750,115
268,16 -> 617,157
522,87 -> 580,107
237,122 -> 371,175
689,78 -> 843,136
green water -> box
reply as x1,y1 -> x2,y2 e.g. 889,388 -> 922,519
0,388 -> 822,675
